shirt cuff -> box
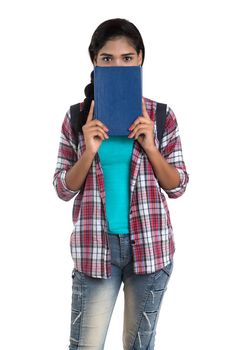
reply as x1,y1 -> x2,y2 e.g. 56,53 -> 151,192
165,168 -> 187,194
60,170 -> 79,195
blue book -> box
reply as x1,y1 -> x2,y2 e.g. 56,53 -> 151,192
94,66 -> 142,136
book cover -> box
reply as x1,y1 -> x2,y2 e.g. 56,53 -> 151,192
94,66 -> 142,136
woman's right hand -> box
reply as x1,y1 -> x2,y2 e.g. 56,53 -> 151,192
82,100 -> 109,154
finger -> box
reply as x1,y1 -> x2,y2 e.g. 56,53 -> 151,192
129,117 -> 151,133
88,127 -> 109,139
134,128 -> 148,139
85,124 -> 109,137
92,132 -> 105,141
128,124 -> 141,137
142,98 -> 150,119
87,100 -> 95,122
129,125 -> 148,138
88,119 -> 109,131
90,130 -> 108,140
129,116 -> 148,131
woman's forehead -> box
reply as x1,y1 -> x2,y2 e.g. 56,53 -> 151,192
98,37 -> 136,54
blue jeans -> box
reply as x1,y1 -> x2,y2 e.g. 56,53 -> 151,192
69,234 -> 173,350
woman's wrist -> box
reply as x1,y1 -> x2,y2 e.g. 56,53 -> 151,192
143,144 -> 159,156
84,147 -> 97,159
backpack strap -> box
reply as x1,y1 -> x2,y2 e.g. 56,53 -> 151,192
155,102 -> 167,151
70,102 -> 81,134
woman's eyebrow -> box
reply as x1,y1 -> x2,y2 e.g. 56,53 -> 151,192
121,53 -> 135,56
100,53 -> 113,56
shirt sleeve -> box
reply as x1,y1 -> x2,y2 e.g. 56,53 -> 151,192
160,106 -> 189,199
53,110 -> 79,201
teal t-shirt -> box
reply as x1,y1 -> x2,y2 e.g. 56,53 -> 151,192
98,136 -> 134,234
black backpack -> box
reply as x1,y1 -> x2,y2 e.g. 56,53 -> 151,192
70,102 -> 167,151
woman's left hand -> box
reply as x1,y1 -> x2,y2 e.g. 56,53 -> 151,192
128,98 -> 155,151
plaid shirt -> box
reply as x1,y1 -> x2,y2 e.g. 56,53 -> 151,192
53,97 -> 189,278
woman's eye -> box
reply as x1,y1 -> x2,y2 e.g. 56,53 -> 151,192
103,57 -> 111,62
124,56 -> 132,62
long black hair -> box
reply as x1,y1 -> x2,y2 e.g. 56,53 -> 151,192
71,18 -> 145,134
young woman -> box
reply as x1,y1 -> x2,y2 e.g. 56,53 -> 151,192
53,18 -> 189,350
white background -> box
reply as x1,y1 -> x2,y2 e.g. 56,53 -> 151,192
1,0 -> 233,349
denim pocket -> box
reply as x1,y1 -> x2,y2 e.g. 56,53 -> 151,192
161,262 -> 173,277
72,268 -> 84,282
152,263 -> 173,291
